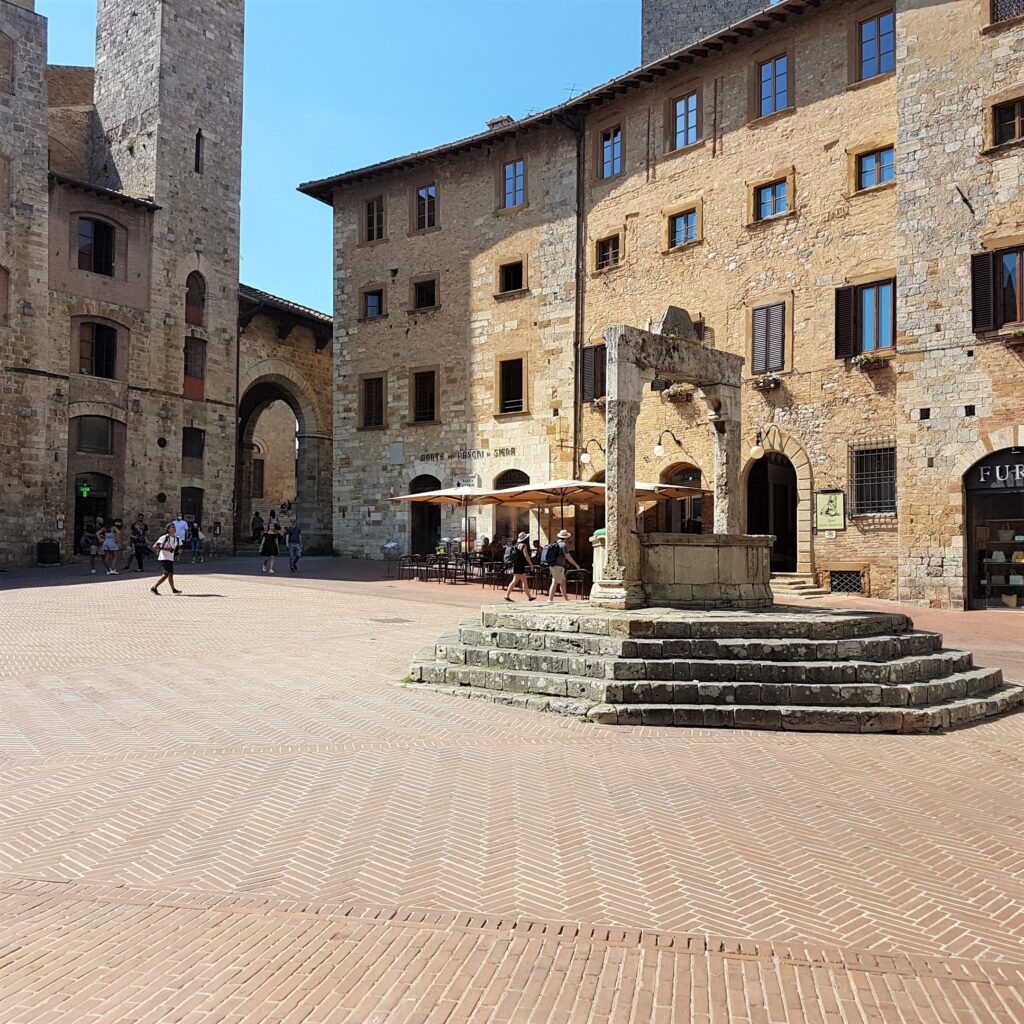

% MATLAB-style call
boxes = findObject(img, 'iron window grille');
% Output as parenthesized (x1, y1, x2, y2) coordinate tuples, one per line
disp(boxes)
(499, 358, 524, 414)
(829, 569, 864, 594)
(992, 0, 1024, 23)
(362, 377, 385, 427)
(849, 440, 897, 515)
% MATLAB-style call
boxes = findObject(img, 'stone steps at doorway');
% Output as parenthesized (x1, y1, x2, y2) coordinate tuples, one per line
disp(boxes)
(770, 573, 832, 599)
(408, 604, 1023, 733)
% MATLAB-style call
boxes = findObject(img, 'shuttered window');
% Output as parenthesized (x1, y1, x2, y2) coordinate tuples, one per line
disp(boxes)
(971, 248, 1023, 333)
(835, 280, 896, 356)
(362, 376, 385, 427)
(751, 303, 785, 374)
(580, 344, 607, 403)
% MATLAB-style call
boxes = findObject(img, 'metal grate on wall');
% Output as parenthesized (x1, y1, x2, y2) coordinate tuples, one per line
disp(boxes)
(848, 438, 897, 515)
(829, 570, 864, 594)
(992, 0, 1024, 24)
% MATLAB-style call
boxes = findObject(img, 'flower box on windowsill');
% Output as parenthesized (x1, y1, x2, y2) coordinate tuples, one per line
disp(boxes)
(852, 352, 891, 371)
(663, 385, 694, 403)
(591, 396, 607, 409)
(751, 374, 782, 393)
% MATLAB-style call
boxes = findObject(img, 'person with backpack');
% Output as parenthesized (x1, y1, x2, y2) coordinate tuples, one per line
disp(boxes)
(543, 529, 581, 603)
(504, 531, 536, 603)
(150, 523, 182, 594)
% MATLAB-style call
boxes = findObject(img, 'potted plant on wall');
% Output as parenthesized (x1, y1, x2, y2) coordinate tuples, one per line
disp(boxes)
(852, 352, 888, 372)
(662, 383, 694, 403)
(592, 395, 607, 409)
(751, 372, 782, 393)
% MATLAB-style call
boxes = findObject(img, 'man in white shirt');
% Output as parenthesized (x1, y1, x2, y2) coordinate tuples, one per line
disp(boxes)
(172, 515, 189, 561)
(151, 523, 182, 594)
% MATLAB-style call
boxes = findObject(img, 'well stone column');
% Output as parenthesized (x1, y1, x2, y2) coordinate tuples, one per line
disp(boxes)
(702, 383, 743, 534)
(296, 431, 333, 554)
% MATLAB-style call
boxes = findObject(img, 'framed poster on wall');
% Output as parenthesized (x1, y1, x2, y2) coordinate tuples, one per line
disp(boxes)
(815, 490, 846, 531)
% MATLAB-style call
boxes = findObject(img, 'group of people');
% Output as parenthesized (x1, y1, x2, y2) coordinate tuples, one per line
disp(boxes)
(81, 515, 214, 576)
(252, 510, 303, 574)
(483, 529, 581, 604)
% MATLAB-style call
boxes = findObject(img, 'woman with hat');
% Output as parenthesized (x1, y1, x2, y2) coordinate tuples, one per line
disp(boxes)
(504, 531, 536, 603)
(547, 529, 581, 603)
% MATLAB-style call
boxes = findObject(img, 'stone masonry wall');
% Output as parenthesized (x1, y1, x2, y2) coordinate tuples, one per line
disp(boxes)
(642, 0, 768, 64)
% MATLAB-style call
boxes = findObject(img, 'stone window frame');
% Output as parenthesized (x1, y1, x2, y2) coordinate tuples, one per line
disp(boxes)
(71, 315, 128, 381)
(835, 270, 899, 358)
(70, 211, 127, 282)
(0, 30, 13, 96)
(662, 196, 704, 255)
(409, 181, 440, 235)
(745, 167, 797, 227)
(982, 86, 1024, 154)
(591, 116, 625, 183)
(408, 364, 441, 425)
(495, 254, 529, 297)
(747, 39, 796, 127)
(744, 291, 794, 379)
(409, 273, 440, 313)
(592, 231, 624, 274)
(360, 195, 387, 245)
(358, 283, 388, 322)
(496, 157, 528, 213)
(848, 5, 896, 88)
(495, 352, 529, 418)
(846, 138, 896, 197)
(358, 371, 388, 430)
(663, 84, 704, 156)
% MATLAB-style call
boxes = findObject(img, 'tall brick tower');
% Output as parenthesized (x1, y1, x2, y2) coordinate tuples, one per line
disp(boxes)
(641, 0, 768, 63)
(90, 0, 244, 534)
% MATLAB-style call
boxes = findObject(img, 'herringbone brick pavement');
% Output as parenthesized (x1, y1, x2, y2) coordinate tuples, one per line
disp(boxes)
(1, 559, 1023, 1021)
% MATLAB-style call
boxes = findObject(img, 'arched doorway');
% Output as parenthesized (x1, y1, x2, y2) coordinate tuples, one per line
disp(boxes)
(236, 376, 330, 554)
(493, 469, 530, 544)
(642, 464, 706, 534)
(409, 474, 441, 554)
(74, 472, 112, 544)
(964, 448, 1024, 610)
(747, 452, 798, 572)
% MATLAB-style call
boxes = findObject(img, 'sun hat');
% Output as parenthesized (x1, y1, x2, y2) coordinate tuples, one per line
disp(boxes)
(557, 529, 571, 539)
(517, 531, 530, 541)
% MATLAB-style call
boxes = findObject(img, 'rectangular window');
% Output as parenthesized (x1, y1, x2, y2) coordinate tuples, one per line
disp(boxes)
(413, 370, 436, 423)
(182, 427, 205, 459)
(0, 265, 8, 325)
(858, 280, 896, 351)
(758, 55, 789, 117)
(365, 197, 384, 241)
(580, 344, 607, 403)
(858, 11, 895, 81)
(362, 376, 385, 428)
(77, 218, 115, 277)
(1001, 248, 1022, 325)
(362, 289, 384, 319)
(79, 322, 117, 379)
(669, 210, 697, 249)
(194, 130, 205, 174)
(992, 0, 1024, 24)
(415, 183, 437, 230)
(755, 179, 788, 220)
(184, 336, 206, 379)
(850, 444, 897, 515)
(596, 235, 621, 270)
(499, 358, 524, 414)
(600, 126, 622, 178)
(751, 302, 786, 374)
(251, 458, 265, 499)
(994, 99, 1024, 146)
(78, 416, 113, 454)
(857, 146, 895, 189)
(502, 159, 525, 208)
(672, 91, 699, 149)
(413, 279, 437, 310)
(499, 260, 524, 293)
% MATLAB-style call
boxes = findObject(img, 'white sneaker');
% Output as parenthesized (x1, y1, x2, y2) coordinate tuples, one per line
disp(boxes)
(110, 570, 119, 575)
(261, 566, 267, 573)
(91, 569, 97, 574)
(269, 569, 275, 574)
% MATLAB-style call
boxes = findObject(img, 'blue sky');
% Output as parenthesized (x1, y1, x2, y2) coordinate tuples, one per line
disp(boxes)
(38, 0, 639, 314)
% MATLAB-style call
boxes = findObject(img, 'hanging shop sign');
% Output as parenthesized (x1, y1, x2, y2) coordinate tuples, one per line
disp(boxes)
(815, 490, 846, 531)
(965, 450, 1024, 492)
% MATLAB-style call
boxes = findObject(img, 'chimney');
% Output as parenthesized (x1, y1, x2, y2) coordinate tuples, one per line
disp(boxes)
(486, 115, 515, 131)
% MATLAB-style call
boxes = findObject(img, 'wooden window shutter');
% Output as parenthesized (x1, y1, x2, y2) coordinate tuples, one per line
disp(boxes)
(767, 303, 785, 371)
(580, 345, 596, 403)
(971, 252, 998, 333)
(752, 306, 769, 374)
(834, 286, 857, 358)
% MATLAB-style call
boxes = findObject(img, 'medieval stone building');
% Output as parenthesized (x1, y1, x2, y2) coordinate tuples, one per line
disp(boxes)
(0, 0, 332, 567)
(303, 0, 1024, 611)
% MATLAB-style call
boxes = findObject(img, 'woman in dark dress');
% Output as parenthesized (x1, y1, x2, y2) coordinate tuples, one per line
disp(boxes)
(260, 523, 280, 574)
(504, 531, 536, 602)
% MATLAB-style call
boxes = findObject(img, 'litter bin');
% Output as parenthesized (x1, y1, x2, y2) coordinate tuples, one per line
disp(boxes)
(37, 538, 60, 565)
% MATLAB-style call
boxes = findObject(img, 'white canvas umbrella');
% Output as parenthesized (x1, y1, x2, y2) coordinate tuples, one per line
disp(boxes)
(390, 486, 502, 551)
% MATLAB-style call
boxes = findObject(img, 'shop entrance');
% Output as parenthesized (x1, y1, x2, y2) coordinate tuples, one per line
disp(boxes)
(642, 465, 706, 534)
(747, 452, 798, 573)
(409, 474, 441, 554)
(74, 473, 112, 547)
(964, 448, 1024, 610)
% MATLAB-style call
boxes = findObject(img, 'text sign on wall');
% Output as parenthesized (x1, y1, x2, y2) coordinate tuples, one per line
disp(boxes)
(419, 447, 517, 463)
(965, 451, 1024, 492)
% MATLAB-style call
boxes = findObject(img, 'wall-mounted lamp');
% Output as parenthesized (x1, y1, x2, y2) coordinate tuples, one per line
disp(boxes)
(578, 438, 605, 466)
(652, 428, 682, 458)
(650, 376, 669, 393)
(750, 424, 783, 460)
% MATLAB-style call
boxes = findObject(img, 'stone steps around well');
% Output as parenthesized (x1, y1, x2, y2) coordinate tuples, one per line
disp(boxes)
(403, 681, 1024, 734)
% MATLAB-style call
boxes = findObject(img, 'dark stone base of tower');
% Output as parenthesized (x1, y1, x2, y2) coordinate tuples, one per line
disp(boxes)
(409, 605, 1024, 733)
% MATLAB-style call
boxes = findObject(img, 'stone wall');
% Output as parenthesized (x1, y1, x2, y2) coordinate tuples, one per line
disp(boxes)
(641, 0, 768, 64)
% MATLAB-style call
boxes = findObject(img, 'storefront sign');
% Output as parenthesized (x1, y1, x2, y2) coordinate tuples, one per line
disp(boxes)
(815, 490, 846, 531)
(966, 450, 1024, 491)
(419, 447, 517, 463)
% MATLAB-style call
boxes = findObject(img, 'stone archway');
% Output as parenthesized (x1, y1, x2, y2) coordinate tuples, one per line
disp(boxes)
(236, 368, 331, 555)
(742, 429, 814, 575)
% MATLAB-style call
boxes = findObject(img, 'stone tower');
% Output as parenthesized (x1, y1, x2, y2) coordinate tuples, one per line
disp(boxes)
(641, 0, 769, 64)
(91, 0, 244, 531)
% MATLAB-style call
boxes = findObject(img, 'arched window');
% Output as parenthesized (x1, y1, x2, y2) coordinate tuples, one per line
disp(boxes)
(494, 469, 530, 489)
(185, 271, 206, 327)
(0, 31, 13, 96)
(0, 265, 9, 326)
(493, 470, 530, 541)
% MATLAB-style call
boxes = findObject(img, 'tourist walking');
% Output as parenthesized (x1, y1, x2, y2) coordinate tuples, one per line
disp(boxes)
(190, 522, 205, 563)
(150, 523, 182, 594)
(250, 511, 263, 543)
(285, 520, 302, 573)
(98, 519, 120, 575)
(128, 514, 148, 572)
(173, 515, 189, 561)
(81, 523, 100, 574)
(544, 529, 581, 603)
(504, 531, 536, 603)
(260, 522, 281, 574)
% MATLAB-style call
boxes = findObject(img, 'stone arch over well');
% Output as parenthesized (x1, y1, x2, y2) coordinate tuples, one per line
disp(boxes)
(741, 429, 814, 575)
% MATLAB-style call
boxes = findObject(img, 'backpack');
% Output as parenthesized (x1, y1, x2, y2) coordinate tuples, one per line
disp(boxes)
(540, 542, 562, 567)
(503, 544, 515, 567)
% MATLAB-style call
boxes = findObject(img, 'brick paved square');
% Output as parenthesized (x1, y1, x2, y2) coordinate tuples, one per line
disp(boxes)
(1, 559, 1023, 1021)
